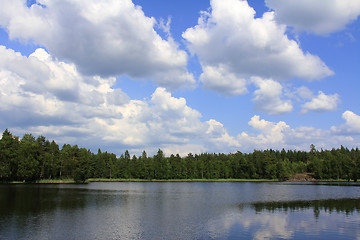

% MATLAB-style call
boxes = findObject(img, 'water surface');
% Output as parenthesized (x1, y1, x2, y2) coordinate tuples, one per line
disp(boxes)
(0, 182, 359, 239)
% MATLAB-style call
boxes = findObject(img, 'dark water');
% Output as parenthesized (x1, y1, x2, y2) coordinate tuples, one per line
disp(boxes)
(1, 182, 360, 240)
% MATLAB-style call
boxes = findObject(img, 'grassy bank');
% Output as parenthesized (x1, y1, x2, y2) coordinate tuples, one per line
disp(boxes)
(1, 179, 77, 184)
(1, 178, 277, 184)
(2, 178, 357, 184)
(87, 178, 279, 182)
(36, 179, 76, 184)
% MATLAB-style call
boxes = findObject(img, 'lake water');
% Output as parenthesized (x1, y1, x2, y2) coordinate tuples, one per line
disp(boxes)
(1, 182, 360, 240)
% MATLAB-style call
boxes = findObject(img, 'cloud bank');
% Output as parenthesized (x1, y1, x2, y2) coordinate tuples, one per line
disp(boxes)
(0, 0, 358, 156)
(266, 0, 360, 35)
(252, 77, 293, 115)
(301, 91, 339, 113)
(0, 0, 195, 89)
(331, 111, 360, 135)
(183, 0, 333, 96)
(0, 45, 357, 155)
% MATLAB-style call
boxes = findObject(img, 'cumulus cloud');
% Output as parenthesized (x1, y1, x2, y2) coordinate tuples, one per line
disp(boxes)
(301, 91, 339, 113)
(294, 86, 313, 100)
(331, 111, 360, 135)
(0, 46, 128, 147)
(252, 77, 293, 115)
(200, 65, 248, 96)
(284, 86, 314, 102)
(206, 119, 241, 148)
(183, 0, 333, 96)
(237, 115, 356, 152)
(0, 46, 128, 123)
(243, 115, 290, 147)
(266, 0, 360, 35)
(0, 46, 226, 154)
(0, 46, 358, 155)
(0, 0, 195, 89)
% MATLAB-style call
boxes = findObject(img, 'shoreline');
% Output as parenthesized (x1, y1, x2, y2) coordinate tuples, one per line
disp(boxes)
(88, 178, 278, 183)
(2, 178, 357, 184)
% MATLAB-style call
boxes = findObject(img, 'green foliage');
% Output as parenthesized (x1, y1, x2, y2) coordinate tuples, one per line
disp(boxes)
(0, 129, 19, 180)
(17, 134, 40, 181)
(1, 131, 360, 183)
(73, 147, 93, 183)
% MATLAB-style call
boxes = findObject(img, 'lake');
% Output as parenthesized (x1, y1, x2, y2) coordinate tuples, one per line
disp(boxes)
(1, 182, 360, 239)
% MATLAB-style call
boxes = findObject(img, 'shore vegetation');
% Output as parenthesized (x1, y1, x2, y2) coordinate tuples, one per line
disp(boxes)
(1, 130, 359, 183)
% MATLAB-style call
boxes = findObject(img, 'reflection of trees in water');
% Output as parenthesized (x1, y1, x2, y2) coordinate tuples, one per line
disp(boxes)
(0, 185, 130, 218)
(247, 198, 360, 218)
(0, 186, 90, 217)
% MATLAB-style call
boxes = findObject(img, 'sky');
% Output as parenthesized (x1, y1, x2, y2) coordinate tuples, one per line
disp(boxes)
(0, 0, 360, 156)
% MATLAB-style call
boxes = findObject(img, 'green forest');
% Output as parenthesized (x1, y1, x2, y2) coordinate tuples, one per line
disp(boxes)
(0, 129, 360, 183)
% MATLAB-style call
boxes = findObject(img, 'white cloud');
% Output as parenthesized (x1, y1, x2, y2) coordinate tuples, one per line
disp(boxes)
(0, 46, 126, 143)
(206, 119, 241, 149)
(91, 89, 241, 155)
(200, 65, 248, 96)
(237, 115, 356, 152)
(0, 46, 358, 156)
(0, 46, 222, 155)
(0, 0, 194, 89)
(162, 144, 208, 158)
(183, 0, 333, 95)
(266, 0, 360, 35)
(294, 86, 313, 100)
(0, 46, 128, 120)
(301, 91, 339, 113)
(207, 212, 293, 240)
(252, 77, 293, 115)
(284, 86, 314, 102)
(331, 111, 360, 135)
(242, 115, 290, 148)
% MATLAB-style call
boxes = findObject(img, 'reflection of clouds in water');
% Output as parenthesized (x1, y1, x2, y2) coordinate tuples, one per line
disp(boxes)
(206, 206, 360, 240)
(252, 214, 293, 240)
(299, 213, 360, 239)
(3, 183, 360, 239)
(206, 209, 294, 240)
(250, 198, 360, 239)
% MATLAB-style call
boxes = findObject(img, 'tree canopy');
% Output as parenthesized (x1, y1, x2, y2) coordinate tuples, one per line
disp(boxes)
(1, 129, 359, 182)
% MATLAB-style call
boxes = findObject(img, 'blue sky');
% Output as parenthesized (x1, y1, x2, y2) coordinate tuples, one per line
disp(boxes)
(1, 0, 360, 156)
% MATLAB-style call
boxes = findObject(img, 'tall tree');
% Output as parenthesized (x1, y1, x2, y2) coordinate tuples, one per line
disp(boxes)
(17, 134, 39, 181)
(73, 147, 92, 183)
(0, 129, 19, 180)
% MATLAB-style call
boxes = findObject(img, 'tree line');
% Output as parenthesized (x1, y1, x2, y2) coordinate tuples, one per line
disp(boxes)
(1, 129, 360, 182)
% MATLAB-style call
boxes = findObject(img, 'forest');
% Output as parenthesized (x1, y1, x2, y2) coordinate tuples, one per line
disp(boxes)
(0, 129, 360, 183)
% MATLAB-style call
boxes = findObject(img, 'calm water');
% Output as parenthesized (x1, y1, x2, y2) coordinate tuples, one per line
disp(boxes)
(1, 182, 360, 240)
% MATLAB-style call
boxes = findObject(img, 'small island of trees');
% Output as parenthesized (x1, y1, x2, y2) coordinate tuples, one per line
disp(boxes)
(0, 129, 359, 183)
